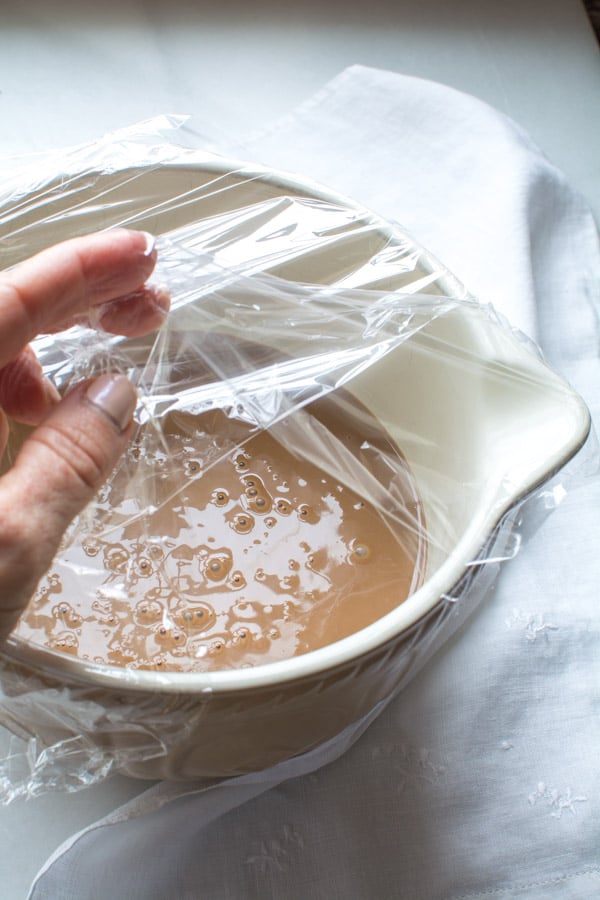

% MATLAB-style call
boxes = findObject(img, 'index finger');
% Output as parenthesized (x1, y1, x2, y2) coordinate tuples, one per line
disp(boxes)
(0, 229, 157, 370)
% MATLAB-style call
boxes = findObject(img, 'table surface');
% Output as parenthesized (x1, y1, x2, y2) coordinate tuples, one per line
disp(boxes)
(0, 2, 598, 897)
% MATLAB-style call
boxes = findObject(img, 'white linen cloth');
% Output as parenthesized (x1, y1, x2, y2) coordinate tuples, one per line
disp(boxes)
(28, 66, 600, 900)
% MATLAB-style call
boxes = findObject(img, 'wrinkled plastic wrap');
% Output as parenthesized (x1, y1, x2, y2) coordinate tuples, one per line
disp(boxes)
(0, 119, 592, 802)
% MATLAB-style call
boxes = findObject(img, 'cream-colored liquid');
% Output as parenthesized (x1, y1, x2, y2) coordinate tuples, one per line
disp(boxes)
(15, 399, 425, 672)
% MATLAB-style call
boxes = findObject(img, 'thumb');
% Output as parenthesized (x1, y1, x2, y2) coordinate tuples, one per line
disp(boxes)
(0, 374, 137, 639)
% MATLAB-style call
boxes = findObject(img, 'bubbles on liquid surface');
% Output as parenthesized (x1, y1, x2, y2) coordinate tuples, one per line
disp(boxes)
(231, 627, 249, 646)
(243, 478, 262, 497)
(247, 494, 271, 514)
(204, 554, 232, 582)
(232, 513, 255, 535)
(82, 539, 101, 557)
(135, 557, 153, 578)
(134, 599, 163, 625)
(234, 452, 250, 472)
(185, 459, 201, 476)
(51, 602, 82, 630)
(155, 623, 187, 651)
(212, 489, 229, 507)
(48, 631, 79, 654)
(104, 544, 129, 574)
(228, 571, 247, 590)
(18, 402, 423, 674)
(148, 544, 164, 561)
(178, 603, 215, 632)
(297, 503, 319, 524)
(348, 540, 372, 564)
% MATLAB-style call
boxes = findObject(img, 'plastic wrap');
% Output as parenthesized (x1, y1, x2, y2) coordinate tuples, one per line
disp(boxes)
(0, 119, 592, 802)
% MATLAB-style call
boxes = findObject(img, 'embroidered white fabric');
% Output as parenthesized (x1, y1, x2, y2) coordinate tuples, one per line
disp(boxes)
(25, 67, 600, 898)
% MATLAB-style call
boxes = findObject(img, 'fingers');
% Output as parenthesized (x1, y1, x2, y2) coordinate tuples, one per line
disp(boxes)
(0, 410, 7, 459)
(0, 346, 60, 426)
(90, 283, 170, 338)
(0, 229, 163, 370)
(0, 373, 137, 640)
(0, 228, 170, 427)
(0, 230, 170, 638)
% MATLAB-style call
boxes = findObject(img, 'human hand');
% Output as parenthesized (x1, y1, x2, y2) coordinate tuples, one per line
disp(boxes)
(0, 229, 169, 641)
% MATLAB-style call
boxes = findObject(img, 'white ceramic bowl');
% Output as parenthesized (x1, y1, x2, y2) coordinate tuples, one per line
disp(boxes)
(0, 159, 590, 779)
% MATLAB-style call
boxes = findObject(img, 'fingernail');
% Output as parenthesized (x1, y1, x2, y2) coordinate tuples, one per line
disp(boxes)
(140, 231, 157, 259)
(85, 374, 137, 432)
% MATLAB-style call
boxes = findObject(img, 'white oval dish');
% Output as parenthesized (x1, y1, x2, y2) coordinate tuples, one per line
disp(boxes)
(0, 158, 590, 778)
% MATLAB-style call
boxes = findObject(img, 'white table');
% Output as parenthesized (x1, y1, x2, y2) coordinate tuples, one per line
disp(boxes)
(0, 2, 598, 897)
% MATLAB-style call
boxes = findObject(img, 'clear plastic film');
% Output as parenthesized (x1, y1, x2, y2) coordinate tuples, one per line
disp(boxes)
(0, 118, 593, 802)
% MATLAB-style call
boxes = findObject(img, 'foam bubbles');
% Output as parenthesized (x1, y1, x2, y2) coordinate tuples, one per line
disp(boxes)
(20, 401, 423, 674)
(232, 513, 255, 535)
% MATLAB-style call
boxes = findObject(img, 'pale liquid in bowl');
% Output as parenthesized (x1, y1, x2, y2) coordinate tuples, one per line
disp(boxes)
(15, 400, 425, 672)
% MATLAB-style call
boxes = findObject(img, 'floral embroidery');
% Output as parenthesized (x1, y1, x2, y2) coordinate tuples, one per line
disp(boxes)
(372, 741, 446, 792)
(528, 782, 588, 818)
(245, 824, 305, 873)
(505, 609, 559, 642)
